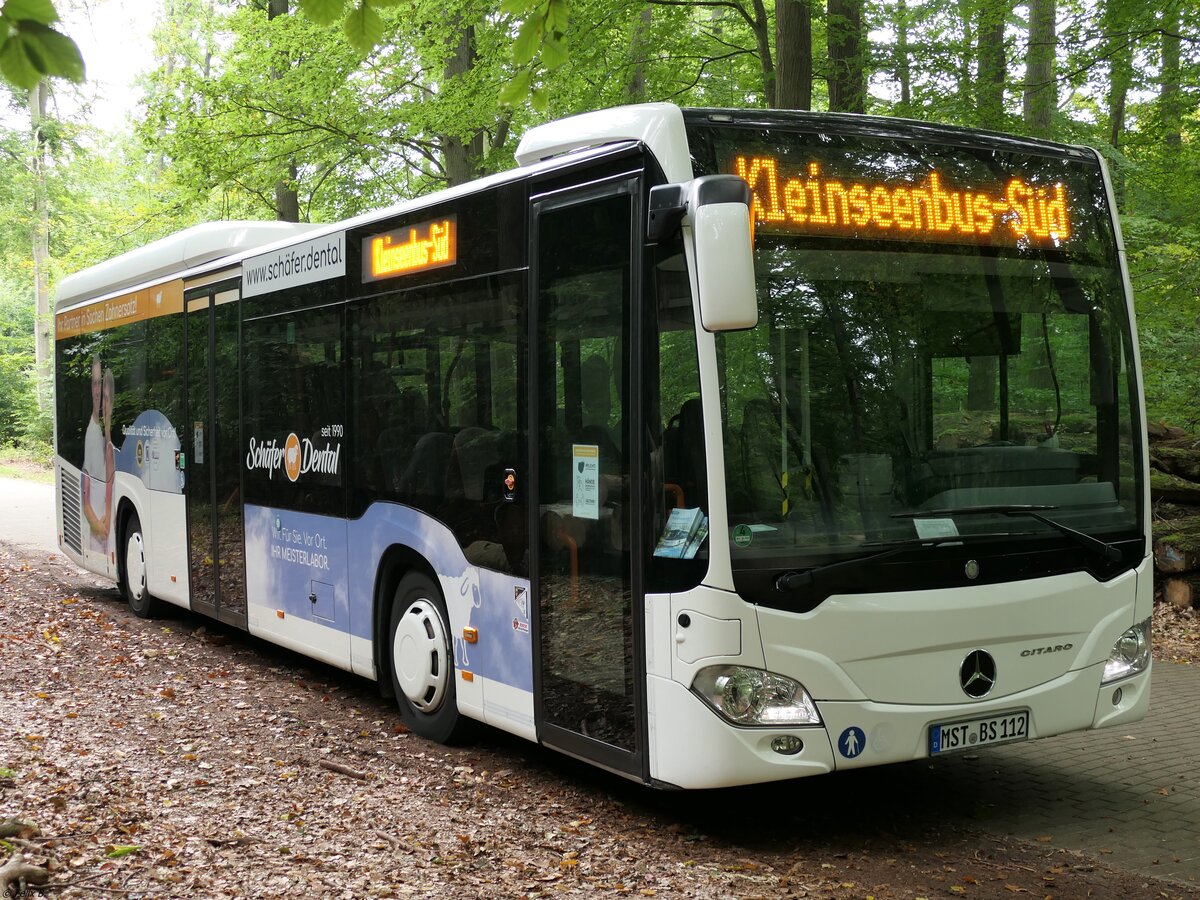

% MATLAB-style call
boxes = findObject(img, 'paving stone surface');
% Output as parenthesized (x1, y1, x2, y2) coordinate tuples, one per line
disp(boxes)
(927, 661, 1200, 887)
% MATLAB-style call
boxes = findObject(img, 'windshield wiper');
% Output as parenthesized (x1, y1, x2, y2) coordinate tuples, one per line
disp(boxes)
(775, 536, 971, 592)
(892, 503, 1056, 518)
(893, 504, 1123, 564)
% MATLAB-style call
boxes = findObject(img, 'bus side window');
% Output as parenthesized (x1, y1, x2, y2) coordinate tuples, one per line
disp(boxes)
(646, 235, 708, 592)
(350, 276, 524, 574)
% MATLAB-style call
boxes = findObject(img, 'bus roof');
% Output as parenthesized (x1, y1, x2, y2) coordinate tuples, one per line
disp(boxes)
(54, 220, 319, 311)
(679, 108, 1098, 161)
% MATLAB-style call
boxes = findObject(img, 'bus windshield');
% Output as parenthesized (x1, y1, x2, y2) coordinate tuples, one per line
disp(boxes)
(690, 123, 1143, 567)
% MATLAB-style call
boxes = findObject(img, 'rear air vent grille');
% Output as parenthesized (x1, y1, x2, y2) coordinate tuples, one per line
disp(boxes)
(59, 469, 82, 555)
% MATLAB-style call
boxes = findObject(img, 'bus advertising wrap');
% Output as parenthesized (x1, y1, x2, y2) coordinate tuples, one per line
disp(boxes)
(243, 503, 534, 694)
(242, 233, 346, 299)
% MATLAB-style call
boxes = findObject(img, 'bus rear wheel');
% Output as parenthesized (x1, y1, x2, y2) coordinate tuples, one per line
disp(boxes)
(389, 572, 472, 744)
(121, 513, 159, 619)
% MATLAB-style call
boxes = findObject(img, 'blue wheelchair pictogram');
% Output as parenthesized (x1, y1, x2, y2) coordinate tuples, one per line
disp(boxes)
(838, 726, 866, 759)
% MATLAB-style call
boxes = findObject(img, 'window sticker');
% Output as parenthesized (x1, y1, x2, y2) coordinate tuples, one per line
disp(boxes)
(572, 444, 599, 520)
(914, 517, 959, 540)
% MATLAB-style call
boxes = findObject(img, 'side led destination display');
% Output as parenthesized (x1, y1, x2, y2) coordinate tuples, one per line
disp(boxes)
(363, 216, 457, 281)
(730, 155, 1071, 246)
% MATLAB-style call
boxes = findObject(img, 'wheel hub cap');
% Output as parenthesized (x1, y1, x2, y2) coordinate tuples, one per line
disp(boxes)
(126, 533, 146, 601)
(393, 599, 449, 713)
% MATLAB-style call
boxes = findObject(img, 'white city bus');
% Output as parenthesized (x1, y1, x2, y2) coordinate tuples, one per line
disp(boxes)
(53, 103, 1151, 788)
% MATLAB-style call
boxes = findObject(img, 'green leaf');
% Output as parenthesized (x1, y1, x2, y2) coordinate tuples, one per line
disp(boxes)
(544, 0, 568, 34)
(105, 845, 140, 859)
(530, 85, 548, 114)
(512, 14, 543, 66)
(20, 22, 82, 81)
(498, 68, 532, 107)
(0, 32, 43, 87)
(297, 0, 343, 27)
(500, 0, 531, 14)
(343, 2, 382, 56)
(2, 0, 58, 25)
(540, 32, 567, 69)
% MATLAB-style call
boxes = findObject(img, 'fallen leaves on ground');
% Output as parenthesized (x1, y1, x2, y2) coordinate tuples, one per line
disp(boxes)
(0, 542, 1191, 899)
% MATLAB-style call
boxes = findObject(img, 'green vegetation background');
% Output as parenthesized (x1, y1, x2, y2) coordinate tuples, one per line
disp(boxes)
(0, 0, 1196, 457)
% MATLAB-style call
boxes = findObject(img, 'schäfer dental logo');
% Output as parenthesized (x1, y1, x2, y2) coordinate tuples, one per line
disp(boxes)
(283, 433, 302, 483)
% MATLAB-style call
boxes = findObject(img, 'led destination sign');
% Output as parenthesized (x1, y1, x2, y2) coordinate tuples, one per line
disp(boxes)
(731, 155, 1071, 246)
(363, 216, 457, 281)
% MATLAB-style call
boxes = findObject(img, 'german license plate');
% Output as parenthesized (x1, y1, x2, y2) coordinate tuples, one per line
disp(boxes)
(929, 710, 1029, 755)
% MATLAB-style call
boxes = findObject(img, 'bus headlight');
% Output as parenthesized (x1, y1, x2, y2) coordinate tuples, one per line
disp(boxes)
(1102, 617, 1151, 684)
(691, 665, 822, 727)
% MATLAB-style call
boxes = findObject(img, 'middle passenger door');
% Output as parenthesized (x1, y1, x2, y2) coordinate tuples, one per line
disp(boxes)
(530, 162, 648, 781)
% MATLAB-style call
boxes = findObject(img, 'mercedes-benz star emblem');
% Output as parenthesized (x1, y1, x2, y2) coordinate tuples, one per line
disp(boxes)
(959, 649, 996, 699)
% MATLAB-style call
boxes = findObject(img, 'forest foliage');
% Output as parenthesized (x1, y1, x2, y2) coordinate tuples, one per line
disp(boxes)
(0, 0, 1197, 449)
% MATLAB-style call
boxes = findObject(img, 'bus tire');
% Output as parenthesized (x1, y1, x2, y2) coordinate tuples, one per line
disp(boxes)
(389, 572, 472, 744)
(121, 512, 159, 618)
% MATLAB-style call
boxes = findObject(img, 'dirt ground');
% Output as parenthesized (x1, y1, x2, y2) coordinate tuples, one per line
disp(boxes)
(0, 542, 1195, 900)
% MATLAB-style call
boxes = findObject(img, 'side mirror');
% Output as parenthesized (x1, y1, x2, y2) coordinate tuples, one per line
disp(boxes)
(647, 174, 758, 332)
(691, 176, 758, 331)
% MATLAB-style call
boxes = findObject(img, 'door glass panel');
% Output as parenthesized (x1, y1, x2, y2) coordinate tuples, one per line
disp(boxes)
(536, 192, 636, 751)
(186, 299, 214, 609)
(213, 296, 246, 619)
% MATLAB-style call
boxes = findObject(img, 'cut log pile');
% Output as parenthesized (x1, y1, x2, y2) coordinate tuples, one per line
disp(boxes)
(1150, 422, 1200, 608)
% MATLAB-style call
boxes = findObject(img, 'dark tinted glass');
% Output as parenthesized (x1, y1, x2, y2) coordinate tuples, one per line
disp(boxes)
(688, 123, 1142, 580)
(645, 231, 708, 592)
(242, 304, 345, 516)
(535, 190, 637, 751)
(56, 318, 166, 472)
(348, 273, 525, 574)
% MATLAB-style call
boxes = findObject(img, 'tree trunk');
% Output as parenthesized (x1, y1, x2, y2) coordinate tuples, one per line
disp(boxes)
(626, 7, 652, 101)
(442, 21, 482, 188)
(1022, 0, 1056, 137)
(750, 0, 775, 108)
(275, 161, 300, 223)
(967, 358, 996, 411)
(1160, 0, 1182, 150)
(827, 0, 864, 113)
(976, 0, 1008, 130)
(268, 0, 300, 221)
(894, 0, 911, 114)
(956, 0, 974, 112)
(1165, 576, 1200, 610)
(30, 80, 51, 412)
(1104, 1, 1132, 151)
(776, 0, 812, 110)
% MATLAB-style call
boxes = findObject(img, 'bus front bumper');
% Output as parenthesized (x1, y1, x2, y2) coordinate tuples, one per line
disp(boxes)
(647, 662, 1150, 789)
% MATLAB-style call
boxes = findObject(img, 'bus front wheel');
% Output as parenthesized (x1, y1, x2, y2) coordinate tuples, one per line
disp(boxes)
(389, 572, 471, 744)
(121, 513, 159, 618)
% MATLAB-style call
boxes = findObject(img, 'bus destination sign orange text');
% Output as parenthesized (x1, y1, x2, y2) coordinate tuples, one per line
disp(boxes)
(363, 216, 457, 281)
(731, 155, 1070, 246)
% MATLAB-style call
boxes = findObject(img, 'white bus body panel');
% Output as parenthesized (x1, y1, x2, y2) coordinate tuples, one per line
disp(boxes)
(146, 491, 189, 608)
(758, 563, 1145, 704)
(56, 458, 190, 609)
(516, 102, 692, 184)
(647, 560, 1150, 788)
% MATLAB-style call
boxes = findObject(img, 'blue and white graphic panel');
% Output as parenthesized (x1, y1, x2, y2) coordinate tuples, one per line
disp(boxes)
(347, 504, 533, 694)
(244, 503, 351, 668)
